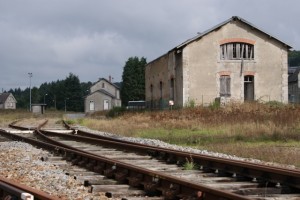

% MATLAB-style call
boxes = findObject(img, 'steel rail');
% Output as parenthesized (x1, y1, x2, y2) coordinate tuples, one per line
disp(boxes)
(0, 176, 58, 200)
(1, 125, 251, 200)
(61, 121, 300, 190)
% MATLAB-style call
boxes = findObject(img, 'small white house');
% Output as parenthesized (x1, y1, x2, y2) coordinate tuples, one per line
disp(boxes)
(0, 93, 17, 109)
(84, 78, 121, 113)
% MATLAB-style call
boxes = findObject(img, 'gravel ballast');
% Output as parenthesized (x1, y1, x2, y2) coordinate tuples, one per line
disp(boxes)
(0, 141, 110, 200)
(0, 125, 296, 199)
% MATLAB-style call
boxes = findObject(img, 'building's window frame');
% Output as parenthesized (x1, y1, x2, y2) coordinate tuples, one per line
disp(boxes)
(220, 42, 254, 60)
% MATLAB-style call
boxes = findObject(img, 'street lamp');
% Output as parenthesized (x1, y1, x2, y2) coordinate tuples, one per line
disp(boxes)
(28, 73, 32, 111)
(44, 93, 48, 104)
(64, 98, 69, 112)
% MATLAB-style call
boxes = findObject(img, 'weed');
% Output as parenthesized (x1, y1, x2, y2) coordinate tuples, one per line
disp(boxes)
(183, 156, 197, 170)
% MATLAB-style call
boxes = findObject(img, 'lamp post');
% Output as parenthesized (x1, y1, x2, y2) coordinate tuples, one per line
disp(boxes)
(64, 98, 69, 112)
(28, 73, 32, 111)
(44, 93, 48, 104)
(53, 95, 57, 110)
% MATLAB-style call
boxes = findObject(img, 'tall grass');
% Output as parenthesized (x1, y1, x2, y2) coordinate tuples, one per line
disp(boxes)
(80, 102, 300, 167)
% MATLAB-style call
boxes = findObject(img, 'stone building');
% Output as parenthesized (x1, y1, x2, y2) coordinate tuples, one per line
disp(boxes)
(145, 16, 292, 108)
(0, 93, 17, 109)
(84, 78, 121, 113)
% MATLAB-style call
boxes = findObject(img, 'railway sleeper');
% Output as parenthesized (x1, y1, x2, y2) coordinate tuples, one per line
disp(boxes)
(142, 181, 161, 196)
(157, 183, 180, 200)
(103, 168, 116, 178)
(105, 188, 146, 198)
(232, 186, 286, 196)
(127, 174, 144, 187)
(93, 163, 105, 173)
(114, 169, 129, 183)
(86, 160, 97, 170)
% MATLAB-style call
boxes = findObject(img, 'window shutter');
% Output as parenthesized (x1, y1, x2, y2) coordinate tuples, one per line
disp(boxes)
(220, 76, 231, 97)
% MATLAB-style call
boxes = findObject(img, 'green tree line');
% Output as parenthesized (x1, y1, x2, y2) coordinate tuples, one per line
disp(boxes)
(9, 73, 92, 112)
(289, 50, 300, 66)
(6, 56, 147, 112)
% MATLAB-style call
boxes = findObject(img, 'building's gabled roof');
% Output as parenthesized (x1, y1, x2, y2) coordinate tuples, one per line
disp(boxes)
(176, 16, 292, 50)
(0, 93, 11, 104)
(87, 89, 116, 99)
(147, 16, 292, 66)
(91, 78, 120, 89)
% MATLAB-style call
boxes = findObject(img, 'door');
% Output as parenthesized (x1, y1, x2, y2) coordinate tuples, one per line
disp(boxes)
(103, 100, 109, 110)
(244, 76, 254, 101)
(89, 101, 95, 111)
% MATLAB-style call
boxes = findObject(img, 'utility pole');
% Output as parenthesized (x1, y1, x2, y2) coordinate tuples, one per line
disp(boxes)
(28, 73, 32, 111)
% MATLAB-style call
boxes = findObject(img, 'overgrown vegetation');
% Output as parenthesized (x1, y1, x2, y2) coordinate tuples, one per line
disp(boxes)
(78, 102, 300, 167)
(1, 102, 300, 168)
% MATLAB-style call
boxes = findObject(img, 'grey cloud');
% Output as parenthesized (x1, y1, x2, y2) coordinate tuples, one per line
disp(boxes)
(0, 0, 299, 91)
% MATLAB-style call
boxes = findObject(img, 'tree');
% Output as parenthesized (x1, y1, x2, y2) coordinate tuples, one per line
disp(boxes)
(289, 50, 300, 66)
(121, 57, 147, 106)
(64, 73, 83, 112)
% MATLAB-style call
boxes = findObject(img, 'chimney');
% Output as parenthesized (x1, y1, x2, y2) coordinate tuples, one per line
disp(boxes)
(109, 75, 111, 82)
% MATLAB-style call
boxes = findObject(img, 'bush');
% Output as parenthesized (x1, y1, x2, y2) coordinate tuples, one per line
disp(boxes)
(106, 107, 126, 118)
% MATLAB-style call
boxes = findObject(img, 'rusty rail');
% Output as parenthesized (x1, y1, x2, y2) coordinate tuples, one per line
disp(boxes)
(1, 123, 252, 200)
(62, 121, 300, 190)
(0, 176, 58, 200)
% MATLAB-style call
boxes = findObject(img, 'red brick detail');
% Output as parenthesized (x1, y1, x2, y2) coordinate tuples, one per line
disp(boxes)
(218, 71, 231, 76)
(219, 38, 256, 45)
(244, 71, 256, 76)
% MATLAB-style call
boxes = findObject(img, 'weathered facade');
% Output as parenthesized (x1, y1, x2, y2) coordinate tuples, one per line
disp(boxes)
(84, 78, 121, 113)
(0, 93, 17, 109)
(145, 16, 291, 108)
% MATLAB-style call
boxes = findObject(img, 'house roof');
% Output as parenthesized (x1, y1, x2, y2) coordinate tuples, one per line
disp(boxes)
(0, 93, 11, 104)
(91, 78, 120, 89)
(176, 16, 292, 50)
(87, 89, 116, 99)
(148, 16, 292, 65)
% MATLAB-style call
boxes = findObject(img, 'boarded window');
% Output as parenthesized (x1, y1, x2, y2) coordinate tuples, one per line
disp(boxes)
(220, 76, 231, 97)
(220, 43, 254, 60)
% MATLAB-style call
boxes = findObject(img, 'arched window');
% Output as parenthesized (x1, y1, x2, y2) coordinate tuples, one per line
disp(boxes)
(220, 42, 254, 60)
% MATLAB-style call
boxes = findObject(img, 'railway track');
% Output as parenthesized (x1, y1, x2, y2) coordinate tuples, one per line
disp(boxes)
(0, 176, 59, 200)
(1, 119, 300, 199)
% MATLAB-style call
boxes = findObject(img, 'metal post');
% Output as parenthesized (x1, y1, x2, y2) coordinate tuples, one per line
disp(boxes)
(54, 95, 56, 110)
(64, 98, 68, 112)
(44, 94, 48, 104)
(28, 73, 32, 111)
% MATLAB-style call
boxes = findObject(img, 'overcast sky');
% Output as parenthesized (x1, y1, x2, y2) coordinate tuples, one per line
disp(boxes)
(0, 0, 299, 91)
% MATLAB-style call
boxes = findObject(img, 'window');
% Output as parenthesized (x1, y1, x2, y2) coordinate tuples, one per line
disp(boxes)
(220, 75, 231, 97)
(102, 82, 105, 88)
(220, 43, 254, 60)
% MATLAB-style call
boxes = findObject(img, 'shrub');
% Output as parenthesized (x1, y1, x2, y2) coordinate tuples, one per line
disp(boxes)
(106, 107, 126, 118)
